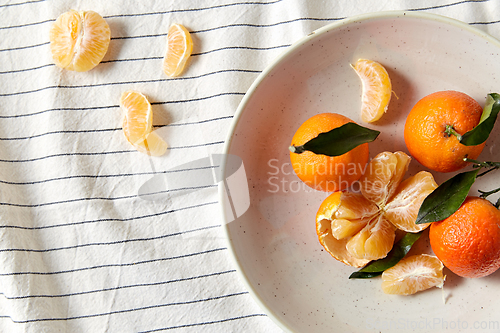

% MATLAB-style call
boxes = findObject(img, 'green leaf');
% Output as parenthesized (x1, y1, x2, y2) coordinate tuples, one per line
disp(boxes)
(289, 122, 380, 156)
(460, 93, 500, 146)
(416, 169, 479, 224)
(349, 231, 423, 279)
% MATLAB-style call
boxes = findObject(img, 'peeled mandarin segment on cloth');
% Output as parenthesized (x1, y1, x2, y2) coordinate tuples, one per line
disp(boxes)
(163, 23, 193, 77)
(49, 10, 111, 72)
(120, 90, 167, 156)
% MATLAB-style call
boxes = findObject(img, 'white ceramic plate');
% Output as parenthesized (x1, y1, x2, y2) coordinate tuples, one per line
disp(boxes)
(220, 11, 500, 333)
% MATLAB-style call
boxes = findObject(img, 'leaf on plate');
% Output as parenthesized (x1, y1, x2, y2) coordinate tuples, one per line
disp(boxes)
(416, 169, 479, 224)
(349, 231, 423, 279)
(289, 122, 380, 156)
(460, 93, 500, 146)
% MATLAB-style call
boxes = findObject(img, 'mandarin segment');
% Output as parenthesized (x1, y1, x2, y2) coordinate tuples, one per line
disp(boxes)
(163, 23, 193, 77)
(316, 216, 370, 268)
(384, 171, 438, 232)
(381, 254, 445, 295)
(49, 10, 110, 72)
(120, 90, 153, 146)
(346, 214, 396, 261)
(352, 59, 392, 123)
(360, 151, 410, 207)
(120, 90, 167, 156)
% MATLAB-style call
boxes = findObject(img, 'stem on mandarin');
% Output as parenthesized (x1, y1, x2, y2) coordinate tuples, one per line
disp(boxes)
(445, 124, 463, 141)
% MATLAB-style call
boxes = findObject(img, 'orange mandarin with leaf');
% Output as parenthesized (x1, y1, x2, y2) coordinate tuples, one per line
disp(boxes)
(289, 113, 369, 192)
(404, 91, 485, 173)
(429, 196, 500, 278)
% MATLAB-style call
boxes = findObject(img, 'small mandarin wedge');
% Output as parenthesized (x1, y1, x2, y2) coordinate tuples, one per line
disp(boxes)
(120, 90, 168, 156)
(381, 254, 445, 295)
(163, 23, 193, 77)
(352, 59, 392, 123)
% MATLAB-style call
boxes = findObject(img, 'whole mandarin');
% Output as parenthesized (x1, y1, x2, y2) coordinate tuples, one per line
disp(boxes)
(404, 91, 485, 173)
(429, 196, 500, 278)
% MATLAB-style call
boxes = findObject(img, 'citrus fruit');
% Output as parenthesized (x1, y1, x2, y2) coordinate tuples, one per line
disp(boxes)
(163, 23, 193, 77)
(381, 254, 445, 295)
(352, 59, 392, 123)
(289, 113, 369, 192)
(120, 90, 168, 156)
(49, 10, 111, 72)
(316, 151, 438, 266)
(404, 90, 485, 173)
(429, 196, 500, 278)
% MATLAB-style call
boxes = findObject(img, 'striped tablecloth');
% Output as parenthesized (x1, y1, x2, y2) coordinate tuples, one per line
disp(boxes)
(0, 1, 499, 332)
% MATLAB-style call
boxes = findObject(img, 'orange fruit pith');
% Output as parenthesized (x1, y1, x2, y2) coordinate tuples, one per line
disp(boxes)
(49, 10, 111, 72)
(404, 90, 485, 173)
(429, 196, 500, 278)
(290, 113, 369, 192)
(381, 254, 445, 295)
(316, 151, 438, 266)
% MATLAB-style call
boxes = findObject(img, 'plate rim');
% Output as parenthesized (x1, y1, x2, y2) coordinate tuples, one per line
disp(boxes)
(218, 10, 500, 333)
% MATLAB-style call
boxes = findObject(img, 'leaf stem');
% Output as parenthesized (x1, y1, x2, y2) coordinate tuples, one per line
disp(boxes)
(445, 124, 462, 141)
(464, 157, 500, 168)
(478, 187, 500, 199)
(289, 145, 305, 154)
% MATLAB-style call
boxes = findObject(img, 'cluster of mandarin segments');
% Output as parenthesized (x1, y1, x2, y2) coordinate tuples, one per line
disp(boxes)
(120, 90, 168, 156)
(49, 10, 111, 72)
(50, 10, 194, 155)
(316, 151, 438, 266)
(289, 113, 369, 192)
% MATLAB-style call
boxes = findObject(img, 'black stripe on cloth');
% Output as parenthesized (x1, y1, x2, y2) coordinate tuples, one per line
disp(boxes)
(0, 270, 236, 299)
(0, 182, 217, 208)
(0, 201, 218, 230)
(0, 247, 227, 276)
(0, 69, 259, 97)
(0, 92, 243, 119)
(0, 162, 221, 185)
(0, 163, 221, 185)
(0, 0, 46, 9)
(0, 115, 233, 141)
(0, 141, 224, 164)
(104, 0, 284, 18)
(0, 224, 220, 253)
(0, 0, 283, 30)
(0, 292, 249, 323)
(406, 0, 490, 11)
(138, 314, 268, 333)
